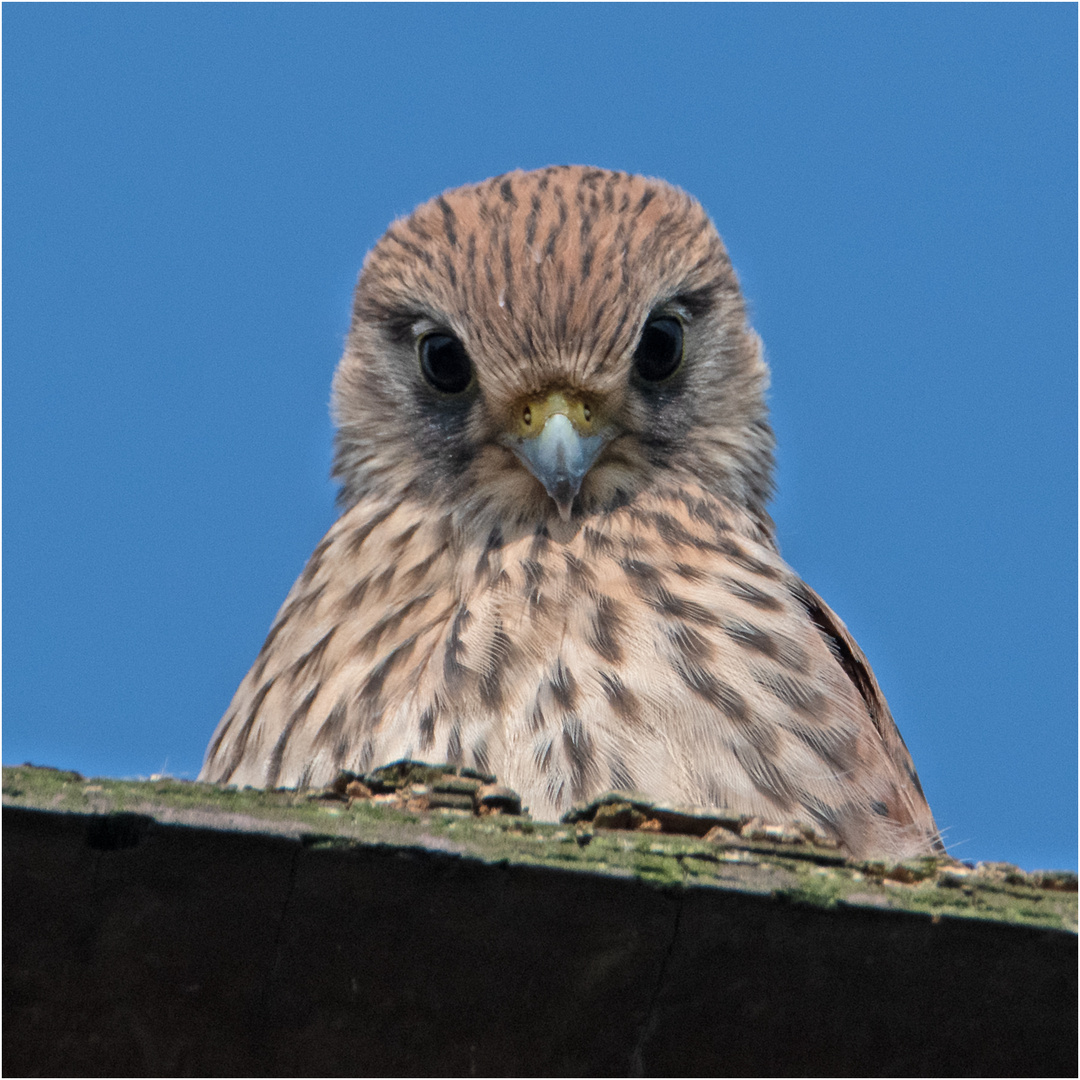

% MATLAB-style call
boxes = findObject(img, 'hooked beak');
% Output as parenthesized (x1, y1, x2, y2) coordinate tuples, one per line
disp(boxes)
(502, 391, 610, 521)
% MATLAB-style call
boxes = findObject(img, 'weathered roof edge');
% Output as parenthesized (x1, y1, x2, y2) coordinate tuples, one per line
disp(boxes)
(3, 762, 1076, 934)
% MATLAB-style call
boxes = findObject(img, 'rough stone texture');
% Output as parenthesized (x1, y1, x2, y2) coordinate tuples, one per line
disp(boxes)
(4, 765, 1076, 1077)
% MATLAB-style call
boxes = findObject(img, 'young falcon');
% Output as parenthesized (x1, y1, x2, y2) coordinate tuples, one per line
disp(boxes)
(201, 165, 941, 860)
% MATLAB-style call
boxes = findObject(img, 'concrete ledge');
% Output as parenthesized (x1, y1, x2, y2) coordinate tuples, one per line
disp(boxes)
(4, 765, 1076, 1076)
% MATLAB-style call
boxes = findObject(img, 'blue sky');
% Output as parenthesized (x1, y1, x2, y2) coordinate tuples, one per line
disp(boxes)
(4, 4, 1075, 870)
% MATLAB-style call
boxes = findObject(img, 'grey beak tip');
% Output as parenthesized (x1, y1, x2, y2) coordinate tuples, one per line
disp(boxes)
(508, 412, 608, 523)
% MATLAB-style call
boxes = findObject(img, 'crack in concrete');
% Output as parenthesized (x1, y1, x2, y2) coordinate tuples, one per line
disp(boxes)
(258, 840, 302, 1020)
(628, 883, 685, 1077)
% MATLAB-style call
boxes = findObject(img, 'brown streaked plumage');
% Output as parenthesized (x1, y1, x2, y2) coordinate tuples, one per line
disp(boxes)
(201, 165, 940, 860)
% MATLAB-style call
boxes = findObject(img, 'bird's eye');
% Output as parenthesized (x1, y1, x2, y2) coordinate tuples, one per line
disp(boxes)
(419, 333, 473, 394)
(633, 316, 683, 383)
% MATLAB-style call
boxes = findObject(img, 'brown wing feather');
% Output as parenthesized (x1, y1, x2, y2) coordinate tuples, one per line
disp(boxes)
(786, 577, 942, 851)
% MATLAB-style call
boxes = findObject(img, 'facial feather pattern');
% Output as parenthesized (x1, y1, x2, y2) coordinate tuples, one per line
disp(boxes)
(201, 165, 940, 860)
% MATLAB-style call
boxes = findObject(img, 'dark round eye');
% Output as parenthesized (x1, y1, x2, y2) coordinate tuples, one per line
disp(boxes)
(633, 316, 683, 382)
(419, 333, 473, 394)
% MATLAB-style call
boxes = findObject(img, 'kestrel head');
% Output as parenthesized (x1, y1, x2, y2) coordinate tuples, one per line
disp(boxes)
(332, 166, 774, 536)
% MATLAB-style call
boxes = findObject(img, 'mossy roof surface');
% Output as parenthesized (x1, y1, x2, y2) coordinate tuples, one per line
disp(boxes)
(3, 763, 1075, 934)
